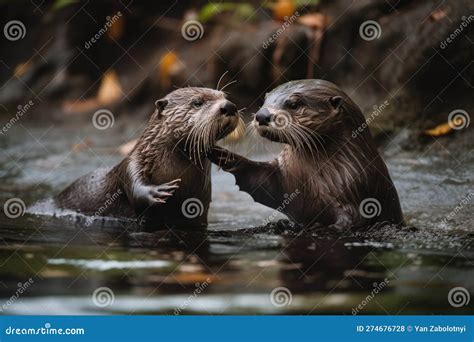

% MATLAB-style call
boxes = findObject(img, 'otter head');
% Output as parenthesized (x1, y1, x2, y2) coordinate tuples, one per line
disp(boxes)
(154, 87, 240, 155)
(254, 79, 365, 152)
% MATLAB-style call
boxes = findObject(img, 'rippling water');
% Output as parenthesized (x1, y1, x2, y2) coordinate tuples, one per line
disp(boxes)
(0, 118, 472, 314)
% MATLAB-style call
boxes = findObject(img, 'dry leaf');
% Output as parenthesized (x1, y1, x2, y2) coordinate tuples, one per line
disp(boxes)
(106, 14, 124, 40)
(172, 273, 216, 284)
(14, 61, 32, 78)
(273, 0, 296, 22)
(159, 51, 182, 89)
(424, 122, 453, 136)
(97, 70, 123, 105)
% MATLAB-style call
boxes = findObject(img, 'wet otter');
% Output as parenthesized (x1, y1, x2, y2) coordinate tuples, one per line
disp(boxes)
(209, 79, 403, 229)
(57, 87, 240, 227)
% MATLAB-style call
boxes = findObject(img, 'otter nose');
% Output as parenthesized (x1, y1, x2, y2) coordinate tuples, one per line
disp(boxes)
(255, 108, 273, 126)
(220, 101, 237, 116)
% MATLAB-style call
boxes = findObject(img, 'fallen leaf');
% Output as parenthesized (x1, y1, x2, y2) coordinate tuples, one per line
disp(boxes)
(172, 273, 216, 285)
(424, 122, 453, 136)
(97, 70, 123, 105)
(159, 51, 183, 89)
(273, 0, 296, 22)
(14, 61, 32, 78)
(106, 13, 125, 40)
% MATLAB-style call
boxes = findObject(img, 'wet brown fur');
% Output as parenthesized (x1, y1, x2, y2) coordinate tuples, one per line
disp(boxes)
(209, 80, 403, 228)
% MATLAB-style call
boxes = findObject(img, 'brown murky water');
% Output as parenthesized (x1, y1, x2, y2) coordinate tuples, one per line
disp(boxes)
(0, 118, 472, 314)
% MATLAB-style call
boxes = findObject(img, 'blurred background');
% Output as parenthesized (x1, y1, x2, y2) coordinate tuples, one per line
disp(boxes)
(0, 0, 472, 315)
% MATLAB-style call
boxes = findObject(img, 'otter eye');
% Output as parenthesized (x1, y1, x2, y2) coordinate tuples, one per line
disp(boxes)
(285, 100, 300, 110)
(192, 99, 204, 109)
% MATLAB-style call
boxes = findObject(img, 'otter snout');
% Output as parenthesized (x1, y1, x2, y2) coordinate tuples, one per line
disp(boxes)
(255, 108, 273, 126)
(220, 101, 237, 117)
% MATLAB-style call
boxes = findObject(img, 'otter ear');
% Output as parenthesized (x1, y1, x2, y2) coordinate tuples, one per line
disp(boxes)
(329, 96, 343, 110)
(154, 99, 168, 118)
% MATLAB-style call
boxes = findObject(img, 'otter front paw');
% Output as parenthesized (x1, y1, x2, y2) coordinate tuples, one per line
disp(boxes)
(207, 147, 243, 172)
(134, 179, 181, 213)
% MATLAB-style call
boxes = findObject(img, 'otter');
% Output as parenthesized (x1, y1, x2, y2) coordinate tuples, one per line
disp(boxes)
(209, 79, 403, 229)
(57, 87, 240, 227)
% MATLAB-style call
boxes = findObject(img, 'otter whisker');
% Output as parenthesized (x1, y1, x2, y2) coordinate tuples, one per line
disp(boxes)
(216, 71, 229, 91)
(220, 79, 237, 92)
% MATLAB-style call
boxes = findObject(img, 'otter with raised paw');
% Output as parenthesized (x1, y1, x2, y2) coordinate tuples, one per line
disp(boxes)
(57, 87, 241, 227)
(209, 79, 403, 229)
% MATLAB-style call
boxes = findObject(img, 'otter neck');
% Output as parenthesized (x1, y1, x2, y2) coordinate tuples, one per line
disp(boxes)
(133, 118, 211, 177)
(281, 133, 373, 168)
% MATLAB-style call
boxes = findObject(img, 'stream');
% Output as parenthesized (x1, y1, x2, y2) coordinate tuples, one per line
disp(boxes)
(0, 117, 472, 314)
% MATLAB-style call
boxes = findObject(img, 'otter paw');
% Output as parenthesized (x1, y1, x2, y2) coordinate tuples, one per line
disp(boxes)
(147, 179, 181, 204)
(208, 147, 241, 171)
